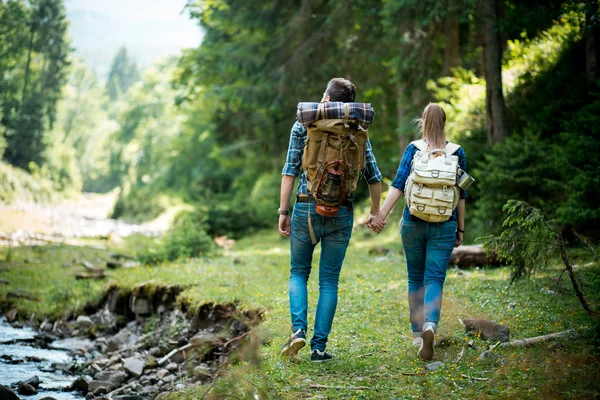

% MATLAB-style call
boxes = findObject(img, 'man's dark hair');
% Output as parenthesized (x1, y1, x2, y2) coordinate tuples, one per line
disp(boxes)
(325, 78, 356, 102)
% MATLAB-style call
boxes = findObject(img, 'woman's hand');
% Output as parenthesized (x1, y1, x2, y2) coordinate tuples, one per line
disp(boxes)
(365, 213, 386, 233)
(455, 231, 463, 247)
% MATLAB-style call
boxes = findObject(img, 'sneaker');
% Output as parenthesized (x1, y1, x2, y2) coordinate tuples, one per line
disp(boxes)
(280, 329, 306, 357)
(310, 349, 333, 362)
(412, 337, 423, 347)
(418, 326, 435, 360)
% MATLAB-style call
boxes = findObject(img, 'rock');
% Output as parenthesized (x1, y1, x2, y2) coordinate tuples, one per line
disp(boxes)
(149, 347, 162, 357)
(0, 385, 19, 400)
(547, 342, 566, 353)
(40, 397, 58, 400)
(165, 362, 178, 371)
(131, 298, 151, 315)
(140, 385, 159, 396)
(18, 382, 38, 395)
(105, 339, 120, 353)
(88, 380, 116, 395)
(6, 309, 18, 322)
(67, 376, 89, 393)
(154, 392, 170, 400)
(123, 356, 145, 378)
(23, 375, 40, 388)
(113, 396, 144, 400)
(145, 356, 158, 369)
(95, 371, 128, 386)
(109, 363, 123, 371)
(174, 383, 185, 391)
(157, 369, 170, 380)
(77, 315, 94, 329)
(478, 351, 500, 361)
(368, 247, 390, 256)
(425, 361, 445, 371)
(161, 374, 177, 383)
(463, 318, 510, 342)
(176, 337, 189, 347)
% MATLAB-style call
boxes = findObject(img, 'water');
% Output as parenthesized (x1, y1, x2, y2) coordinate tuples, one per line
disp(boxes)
(0, 319, 85, 399)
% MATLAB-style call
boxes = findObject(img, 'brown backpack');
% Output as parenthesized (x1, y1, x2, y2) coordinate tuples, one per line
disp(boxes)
(302, 103, 368, 216)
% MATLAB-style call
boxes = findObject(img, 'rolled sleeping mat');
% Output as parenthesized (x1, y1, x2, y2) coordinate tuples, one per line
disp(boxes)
(297, 102, 375, 128)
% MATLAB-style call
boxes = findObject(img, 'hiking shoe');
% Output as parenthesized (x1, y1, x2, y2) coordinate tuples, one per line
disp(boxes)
(310, 349, 333, 362)
(280, 329, 306, 357)
(418, 326, 435, 360)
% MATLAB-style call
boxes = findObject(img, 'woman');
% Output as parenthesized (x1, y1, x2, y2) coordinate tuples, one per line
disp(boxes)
(368, 103, 466, 360)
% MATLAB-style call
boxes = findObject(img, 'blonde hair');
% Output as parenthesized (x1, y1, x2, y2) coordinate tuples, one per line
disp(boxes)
(417, 103, 447, 150)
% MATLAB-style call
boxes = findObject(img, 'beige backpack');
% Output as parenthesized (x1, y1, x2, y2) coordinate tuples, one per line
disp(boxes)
(405, 139, 461, 222)
(302, 103, 368, 216)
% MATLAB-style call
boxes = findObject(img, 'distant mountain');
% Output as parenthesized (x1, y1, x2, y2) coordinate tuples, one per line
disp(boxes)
(66, 6, 202, 82)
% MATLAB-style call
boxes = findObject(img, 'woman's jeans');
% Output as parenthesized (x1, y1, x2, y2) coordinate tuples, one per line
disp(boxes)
(289, 201, 353, 351)
(400, 218, 456, 335)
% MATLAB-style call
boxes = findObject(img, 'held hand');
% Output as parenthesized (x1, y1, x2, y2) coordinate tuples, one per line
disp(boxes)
(455, 231, 463, 247)
(365, 213, 386, 234)
(278, 215, 291, 237)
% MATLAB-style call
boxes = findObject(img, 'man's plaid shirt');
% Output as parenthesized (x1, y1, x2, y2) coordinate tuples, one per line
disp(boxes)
(282, 121, 382, 198)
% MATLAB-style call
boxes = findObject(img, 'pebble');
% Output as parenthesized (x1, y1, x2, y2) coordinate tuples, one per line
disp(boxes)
(18, 382, 38, 395)
(425, 361, 445, 371)
(157, 369, 170, 380)
(165, 362, 178, 371)
(123, 356, 145, 378)
(76, 315, 94, 329)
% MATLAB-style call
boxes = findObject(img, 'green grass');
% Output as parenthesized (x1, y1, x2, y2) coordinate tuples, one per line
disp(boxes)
(1, 224, 599, 399)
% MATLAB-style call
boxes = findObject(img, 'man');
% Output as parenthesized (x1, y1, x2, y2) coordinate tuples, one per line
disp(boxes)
(278, 78, 383, 362)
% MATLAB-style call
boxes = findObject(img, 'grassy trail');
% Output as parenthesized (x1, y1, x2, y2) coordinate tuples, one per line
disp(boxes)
(1, 225, 599, 399)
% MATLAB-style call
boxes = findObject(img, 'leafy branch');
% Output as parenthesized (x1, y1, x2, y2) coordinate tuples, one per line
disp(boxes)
(481, 200, 597, 316)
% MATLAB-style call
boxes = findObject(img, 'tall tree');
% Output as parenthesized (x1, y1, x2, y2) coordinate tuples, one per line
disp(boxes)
(1, 0, 71, 170)
(482, 0, 506, 143)
(106, 47, 140, 101)
(443, 0, 460, 76)
(585, 0, 599, 90)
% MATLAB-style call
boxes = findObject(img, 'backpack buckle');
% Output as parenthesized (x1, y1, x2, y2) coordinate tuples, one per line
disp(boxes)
(437, 207, 447, 215)
(431, 170, 440, 178)
(416, 204, 426, 212)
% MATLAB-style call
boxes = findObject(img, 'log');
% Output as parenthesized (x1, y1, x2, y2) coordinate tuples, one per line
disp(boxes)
(449, 244, 501, 268)
(500, 329, 578, 348)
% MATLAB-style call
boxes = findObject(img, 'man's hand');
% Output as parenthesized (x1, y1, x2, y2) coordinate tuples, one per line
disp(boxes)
(279, 214, 291, 237)
(365, 213, 386, 234)
(455, 231, 463, 247)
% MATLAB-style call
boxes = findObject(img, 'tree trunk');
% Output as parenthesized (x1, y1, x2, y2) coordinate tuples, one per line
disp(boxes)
(396, 83, 409, 153)
(585, 1, 599, 90)
(449, 244, 501, 268)
(482, 0, 506, 144)
(20, 22, 36, 106)
(443, 0, 460, 76)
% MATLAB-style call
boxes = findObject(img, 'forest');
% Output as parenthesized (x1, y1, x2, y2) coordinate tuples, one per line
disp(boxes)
(1, 0, 599, 399)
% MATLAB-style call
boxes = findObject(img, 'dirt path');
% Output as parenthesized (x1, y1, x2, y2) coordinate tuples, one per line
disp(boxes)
(0, 191, 171, 246)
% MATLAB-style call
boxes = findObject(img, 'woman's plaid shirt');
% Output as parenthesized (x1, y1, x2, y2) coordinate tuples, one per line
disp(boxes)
(281, 121, 382, 198)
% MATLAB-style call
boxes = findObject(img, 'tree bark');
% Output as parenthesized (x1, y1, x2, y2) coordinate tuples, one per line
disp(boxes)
(585, 1, 599, 90)
(482, 0, 506, 144)
(443, 0, 460, 76)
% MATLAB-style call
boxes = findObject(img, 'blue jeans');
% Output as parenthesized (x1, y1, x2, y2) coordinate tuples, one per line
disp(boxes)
(400, 218, 456, 335)
(289, 201, 353, 351)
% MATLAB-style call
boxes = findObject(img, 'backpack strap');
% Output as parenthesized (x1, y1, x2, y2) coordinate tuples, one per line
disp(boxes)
(411, 139, 427, 151)
(445, 142, 461, 155)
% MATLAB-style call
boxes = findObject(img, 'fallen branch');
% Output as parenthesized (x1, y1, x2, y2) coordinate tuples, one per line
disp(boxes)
(461, 374, 489, 381)
(401, 372, 429, 376)
(158, 343, 195, 365)
(358, 352, 374, 358)
(106, 382, 135, 399)
(453, 346, 465, 364)
(500, 329, 578, 348)
(310, 384, 370, 390)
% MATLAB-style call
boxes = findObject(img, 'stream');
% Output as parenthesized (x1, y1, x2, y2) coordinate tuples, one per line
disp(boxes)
(0, 318, 84, 399)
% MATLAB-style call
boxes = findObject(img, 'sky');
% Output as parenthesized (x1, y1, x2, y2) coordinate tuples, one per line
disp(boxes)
(65, 0, 204, 81)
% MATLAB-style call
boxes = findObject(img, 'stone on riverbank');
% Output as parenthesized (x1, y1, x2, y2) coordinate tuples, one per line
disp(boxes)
(95, 370, 128, 386)
(0, 385, 19, 400)
(18, 382, 37, 395)
(123, 355, 145, 378)
(463, 318, 510, 342)
(23, 375, 40, 388)
(67, 376, 89, 393)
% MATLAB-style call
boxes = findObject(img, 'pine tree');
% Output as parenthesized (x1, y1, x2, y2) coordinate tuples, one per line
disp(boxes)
(106, 47, 140, 101)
